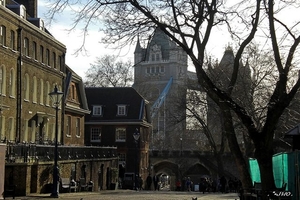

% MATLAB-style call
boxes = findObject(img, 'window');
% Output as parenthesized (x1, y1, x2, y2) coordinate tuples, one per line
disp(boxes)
(24, 37, 29, 56)
(32, 42, 37, 59)
(117, 105, 126, 116)
(0, 115, 5, 141)
(66, 116, 71, 136)
(46, 49, 50, 65)
(9, 68, 15, 97)
(0, 25, 6, 45)
(0, 0, 5, 6)
(0, 65, 6, 95)
(118, 153, 126, 163)
(20, 5, 26, 19)
(39, 79, 44, 104)
(146, 67, 150, 74)
(91, 127, 101, 142)
(52, 52, 56, 68)
(32, 76, 37, 103)
(24, 73, 29, 100)
(58, 56, 62, 71)
(160, 66, 165, 73)
(46, 81, 50, 105)
(10, 30, 15, 50)
(115, 127, 126, 142)
(8, 117, 14, 141)
(156, 54, 160, 61)
(0, 67, 3, 94)
(93, 106, 102, 116)
(71, 84, 76, 99)
(76, 118, 80, 137)
(40, 45, 44, 63)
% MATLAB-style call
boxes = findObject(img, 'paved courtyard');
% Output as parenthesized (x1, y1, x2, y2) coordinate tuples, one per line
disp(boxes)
(6, 190, 240, 200)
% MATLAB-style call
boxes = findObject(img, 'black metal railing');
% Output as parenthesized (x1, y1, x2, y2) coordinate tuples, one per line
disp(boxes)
(5, 143, 117, 163)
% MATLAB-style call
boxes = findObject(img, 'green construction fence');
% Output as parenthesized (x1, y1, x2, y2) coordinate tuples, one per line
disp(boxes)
(249, 151, 300, 200)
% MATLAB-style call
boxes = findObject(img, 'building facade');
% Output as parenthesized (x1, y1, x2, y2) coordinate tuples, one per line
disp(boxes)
(84, 87, 152, 189)
(1, 0, 118, 196)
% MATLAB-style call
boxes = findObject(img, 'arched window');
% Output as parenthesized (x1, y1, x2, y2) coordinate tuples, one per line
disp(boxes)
(24, 73, 29, 100)
(31, 120, 36, 143)
(23, 119, 28, 142)
(0, 25, 6, 46)
(0, 65, 6, 95)
(0, 115, 5, 141)
(46, 81, 50, 106)
(8, 117, 14, 141)
(33, 76, 37, 103)
(24, 37, 29, 56)
(46, 49, 50, 66)
(10, 30, 15, 50)
(40, 79, 44, 104)
(9, 68, 15, 97)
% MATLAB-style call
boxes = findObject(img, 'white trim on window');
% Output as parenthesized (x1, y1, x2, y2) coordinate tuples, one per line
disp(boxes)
(93, 105, 102, 116)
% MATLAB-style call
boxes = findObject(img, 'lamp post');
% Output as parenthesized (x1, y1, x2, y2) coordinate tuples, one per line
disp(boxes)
(49, 85, 63, 198)
(180, 137, 182, 156)
(133, 128, 140, 190)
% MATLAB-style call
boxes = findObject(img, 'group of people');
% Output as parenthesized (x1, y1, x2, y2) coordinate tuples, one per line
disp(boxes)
(145, 174, 160, 190)
(175, 176, 241, 194)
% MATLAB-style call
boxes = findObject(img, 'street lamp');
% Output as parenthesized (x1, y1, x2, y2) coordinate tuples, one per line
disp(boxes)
(48, 85, 63, 198)
(180, 137, 182, 156)
(133, 128, 140, 190)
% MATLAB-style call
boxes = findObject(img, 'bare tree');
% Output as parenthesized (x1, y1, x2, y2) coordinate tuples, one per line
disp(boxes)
(84, 55, 133, 87)
(46, 0, 300, 195)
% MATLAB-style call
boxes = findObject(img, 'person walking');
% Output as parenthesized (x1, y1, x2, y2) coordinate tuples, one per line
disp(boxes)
(146, 174, 152, 190)
(153, 175, 159, 191)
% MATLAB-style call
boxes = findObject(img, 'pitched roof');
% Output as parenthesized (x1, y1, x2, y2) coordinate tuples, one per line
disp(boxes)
(85, 87, 150, 125)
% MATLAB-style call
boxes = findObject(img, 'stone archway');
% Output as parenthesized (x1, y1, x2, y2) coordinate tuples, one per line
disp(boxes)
(152, 160, 180, 191)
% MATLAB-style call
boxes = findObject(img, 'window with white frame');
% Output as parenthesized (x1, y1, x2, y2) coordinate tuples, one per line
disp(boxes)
(117, 105, 126, 116)
(118, 153, 126, 164)
(32, 41, 37, 59)
(115, 127, 126, 142)
(93, 105, 102, 116)
(24, 73, 29, 100)
(46, 49, 50, 65)
(0, 0, 5, 6)
(91, 127, 101, 142)
(9, 68, 15, 97)
(24, 37, 29, 56)
(0, 25, 6, 45)
(40, 45, 44, 63)
(40, 79, 44, 104)
(76, 118, 80, 137)
(66, 116, 71, 136)
(32, 76, 37, 103)
(10, 30, 15, 50)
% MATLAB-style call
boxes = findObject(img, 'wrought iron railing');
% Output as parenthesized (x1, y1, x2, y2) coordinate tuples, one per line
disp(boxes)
(5, 143, 118, 163)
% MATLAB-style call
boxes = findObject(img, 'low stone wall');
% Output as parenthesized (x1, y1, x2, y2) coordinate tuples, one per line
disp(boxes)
(5, 157, 118, 196)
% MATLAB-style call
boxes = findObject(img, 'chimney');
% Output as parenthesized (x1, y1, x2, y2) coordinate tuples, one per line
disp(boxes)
(14, 0, 37, 18)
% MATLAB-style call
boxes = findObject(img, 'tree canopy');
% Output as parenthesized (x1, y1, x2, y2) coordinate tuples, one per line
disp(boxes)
(46, 0, 300, 196)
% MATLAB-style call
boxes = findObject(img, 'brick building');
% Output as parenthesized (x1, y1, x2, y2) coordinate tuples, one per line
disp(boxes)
(1, 0, 117, 196)
(84, 87, 152, 189)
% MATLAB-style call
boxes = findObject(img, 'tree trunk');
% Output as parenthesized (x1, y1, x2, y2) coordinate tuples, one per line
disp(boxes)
(221, 107, 253, 190)
(256, 145, 276, 200)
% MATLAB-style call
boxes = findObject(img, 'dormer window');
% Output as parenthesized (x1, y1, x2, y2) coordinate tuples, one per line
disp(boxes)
(93, 105, 102, 116)
(0, 0, 5, 6)
(117, 105, 126, 116)
(20, 5, 26, 19)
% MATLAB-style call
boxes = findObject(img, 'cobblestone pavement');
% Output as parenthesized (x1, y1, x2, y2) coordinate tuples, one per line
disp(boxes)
(7, 190, 240, 200)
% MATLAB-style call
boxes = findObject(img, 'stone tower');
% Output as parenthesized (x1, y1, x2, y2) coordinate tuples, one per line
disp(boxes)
(133, 28, 188, 150)
(207, 47, 252, 151)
